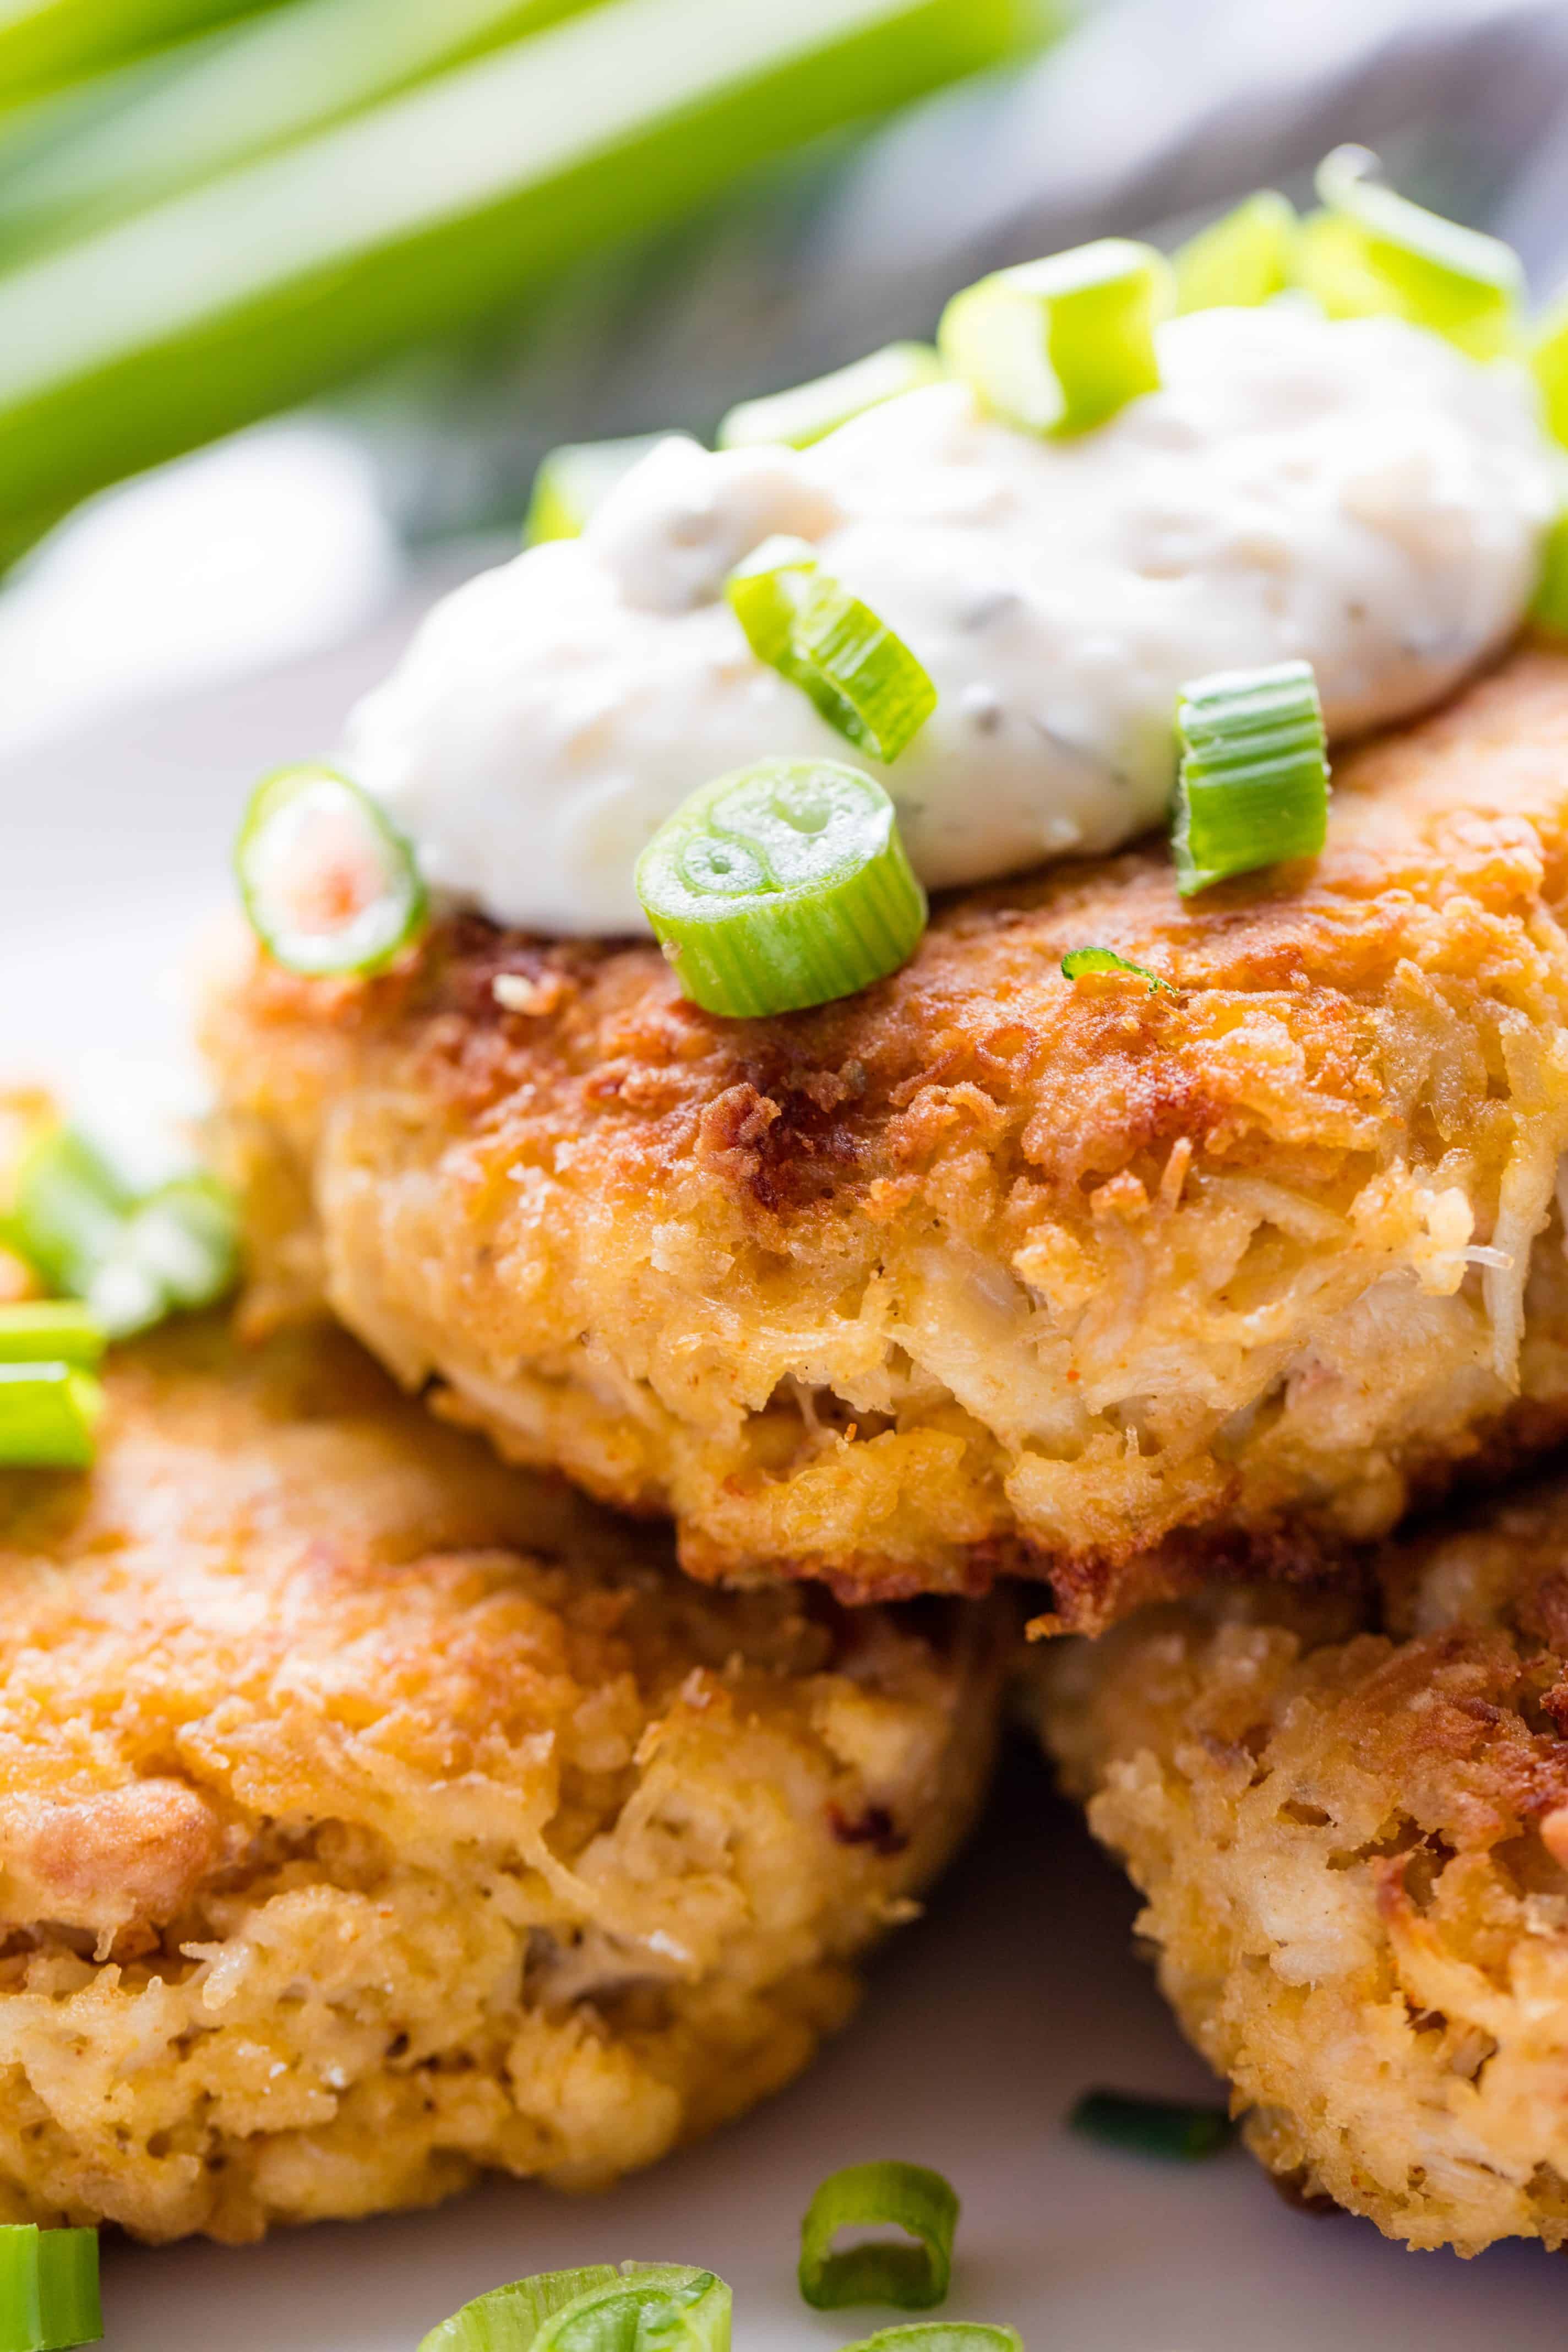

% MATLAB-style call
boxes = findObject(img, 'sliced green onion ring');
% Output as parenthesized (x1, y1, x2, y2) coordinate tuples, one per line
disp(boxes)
(834, 2328, 1020, 2352)
(1069, 2088, 1235, 2162)
(717, 344, 945, 451)
(525, 433, 678, 545)
(1172, 190, 1295, 314)
(0, 1364, 104, 1471)
(1173, 659, 1330, 899)
(9, 1126, 238, 1341)
(1299, 145, 1523, 360)
(235, 762, 427, 977)
(0, 1299, 105, 1367)
(419, 2263, 731, 2352)
(937, 238, 1172, 438)
(637, 758, 927, 1019)
(727, 536, 937, 764)
(1060, 947, 1171, 995)
(0, 2225, 101, 2351)
(798, 2160, 959, 2311)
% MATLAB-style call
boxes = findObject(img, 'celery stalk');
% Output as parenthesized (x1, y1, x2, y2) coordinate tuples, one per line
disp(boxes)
(0, 0, 273, 104)
(0, 0, 1030, 537)
(0, 0, 605, 262)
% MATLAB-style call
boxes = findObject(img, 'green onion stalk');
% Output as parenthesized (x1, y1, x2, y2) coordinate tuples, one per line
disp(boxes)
(0, 0, 1032, 553)
(0, 0, 604, 267)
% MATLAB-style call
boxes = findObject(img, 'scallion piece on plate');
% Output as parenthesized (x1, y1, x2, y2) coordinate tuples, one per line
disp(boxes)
(0, 1363, 104, 1472)
(1299, 145, 1523, 360)
(1533, 504, 1568, 633)
(717, 343, 945, 451)
(1069, 2088, 1235, 2162)
(1172, 190, 1295, 313)
(798, 2160, 959, 2311)
(833, 2329, 1020, 2352)
(9, 1127, 238, 1341)
(235, 763, 427, 977)
(0, 2225, 101, 2351)
(937, 238, 1172, 437)
(0, 1299, 105, 1366)
(726, 536, 937, 763)
(1060, 946, 1172, 994)
(1172, 659, 1330, 898)
(418, 2263, 731, 2352)
(636, 758, 926, 1019)
(524, 432, 674, 545)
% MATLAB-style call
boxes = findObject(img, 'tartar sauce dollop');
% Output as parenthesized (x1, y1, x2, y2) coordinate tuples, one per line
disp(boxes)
(344, 303, 1557, 937)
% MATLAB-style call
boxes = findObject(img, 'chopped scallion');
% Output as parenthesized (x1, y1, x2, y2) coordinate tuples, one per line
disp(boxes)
(937, 238, 1172, 438)
(1069, 2088, 1235, 2162)
(1172, 659, 1329, 898)
(1060, 947, 1171, 994)
(0, 2225, 101, 2351)
(637, 758, 926, 1019)
(717, 344, 945, 451)
(419, 2263, 731, 2352)
(0, 1363, 104, 1471)
(1299, 145, 1522, 360)
(0, 1300, 105, 1367)
(798, 2160, 958, 2311)
(834, 2330, 1020, 2352)
(727, 536, 937, 763)
(1533, 504, 1568, 635)
(9, 1126, 238, 1341)
(1172, 190, 1295, 314)
(524, 432, 677, 545)
(235, 763, 427, 977)
(1532, 300, 1568, 450)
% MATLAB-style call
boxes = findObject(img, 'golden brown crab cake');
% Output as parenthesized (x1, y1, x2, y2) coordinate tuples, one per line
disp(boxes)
(0, 1316, 1001, 2245)
(1032, 1479, 1568, 2257)
(203, 643, 1568, 1629)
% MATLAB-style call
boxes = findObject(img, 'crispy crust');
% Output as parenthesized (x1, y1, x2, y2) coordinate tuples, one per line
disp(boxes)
(203, 643, 1568, 1623)
(1032, 1477, 1568, 2255)
(0, 1317, 1000, 2242)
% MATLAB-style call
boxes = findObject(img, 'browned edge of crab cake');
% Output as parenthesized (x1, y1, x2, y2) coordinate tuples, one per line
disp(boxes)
(1031, 1471, 1568, 2255)
(0, 1314, 1005, 2244)
(202, 640, 1568, 1628)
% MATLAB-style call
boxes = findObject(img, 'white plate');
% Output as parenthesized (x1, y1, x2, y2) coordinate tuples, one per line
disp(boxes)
(3, 615, 1566, 2351)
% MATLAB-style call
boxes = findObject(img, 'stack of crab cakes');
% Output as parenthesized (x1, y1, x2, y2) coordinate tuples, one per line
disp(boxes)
(199, 640, 1568, 2255)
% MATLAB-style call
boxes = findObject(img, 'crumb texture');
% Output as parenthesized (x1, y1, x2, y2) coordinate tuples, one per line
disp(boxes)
(0, 1319, 998, 2242)
(1032, 1480, 1568, 2255)
(203, 646, 1568, 1621)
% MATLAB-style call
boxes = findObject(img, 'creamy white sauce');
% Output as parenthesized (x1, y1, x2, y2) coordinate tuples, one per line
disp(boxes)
(344, 304, 1558, 936)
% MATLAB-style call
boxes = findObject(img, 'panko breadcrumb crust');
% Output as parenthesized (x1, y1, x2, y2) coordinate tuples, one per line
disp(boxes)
(0, 1318, 1000, 2244)
(1033, 1482, 1568, 2256)
(203, 643, 1568, 1626)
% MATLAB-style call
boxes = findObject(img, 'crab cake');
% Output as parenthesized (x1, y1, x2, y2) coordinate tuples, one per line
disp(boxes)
(1032, 1479, 1568, 2257)
(0, 1318, 1000, 2245)
(203, 645, 1568, 1628)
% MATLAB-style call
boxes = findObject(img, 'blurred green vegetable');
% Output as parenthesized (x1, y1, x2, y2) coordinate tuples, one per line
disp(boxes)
(0, 0, 273, 105)
(0, 0, 1033, 549)
(524, 430, 674, 543)
(0, 0, 603, 262)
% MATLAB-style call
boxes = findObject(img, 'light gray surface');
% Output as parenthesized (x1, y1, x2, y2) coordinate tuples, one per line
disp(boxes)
(4, 624, 1568, 2346)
